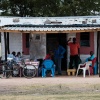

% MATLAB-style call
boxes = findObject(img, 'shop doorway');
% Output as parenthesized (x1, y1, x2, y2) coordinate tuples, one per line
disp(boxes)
(22, 33, 30, 55)
(46, 33, 67, 70)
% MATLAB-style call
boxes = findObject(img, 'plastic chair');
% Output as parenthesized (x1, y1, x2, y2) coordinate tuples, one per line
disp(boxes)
(94, 63, 98, 75)
(42, 60, 55, 77)
(76, 61, 92, 77)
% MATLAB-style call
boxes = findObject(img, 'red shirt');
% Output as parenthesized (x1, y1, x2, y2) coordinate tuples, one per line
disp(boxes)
(68, 42, 80, 56)
(44, 54, 52, 60)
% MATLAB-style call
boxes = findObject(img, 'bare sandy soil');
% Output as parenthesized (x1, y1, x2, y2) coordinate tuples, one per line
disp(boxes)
(0, 75, 100, 87)
(0, 75, 100, 100)
(0, 75, 100, 91)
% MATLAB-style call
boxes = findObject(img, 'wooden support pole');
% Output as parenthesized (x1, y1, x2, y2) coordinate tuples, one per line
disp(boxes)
(98, 31, 100, 77)
(97, 31, 99, 74)
(66, 34, 68, 73)
(7, 32, 10, 54)
(4, 32, 7, 61)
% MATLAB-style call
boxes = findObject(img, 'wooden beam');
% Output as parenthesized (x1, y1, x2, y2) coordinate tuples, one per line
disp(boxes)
(1, 28, 100, 33)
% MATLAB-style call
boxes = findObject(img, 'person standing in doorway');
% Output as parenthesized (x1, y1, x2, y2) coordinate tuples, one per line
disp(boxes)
(54, 41, 66, 75)
(67, 37, 80, 70)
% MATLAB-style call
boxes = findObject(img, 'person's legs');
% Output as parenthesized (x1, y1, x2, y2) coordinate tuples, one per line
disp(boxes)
(54, 58, 62, 75)
(69, 56, 74, 69)
(57, 58, 62, 74)
(38, 66, 42, 76)
(74, 55, 79, 70)
(54, 58, 58, 71)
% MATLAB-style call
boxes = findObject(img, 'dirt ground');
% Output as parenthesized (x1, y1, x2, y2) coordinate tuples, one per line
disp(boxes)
(0, 75, 100, 87)
(0, 75, 100, 100)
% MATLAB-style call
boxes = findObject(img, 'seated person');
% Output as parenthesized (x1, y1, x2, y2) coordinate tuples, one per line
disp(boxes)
(78, 51, 95, 75)
(44, 50, 54, 60)
(7, 51, 16, 69)
(7, 51, 16, 61)
(15, 52, 22, 63)
(38, 50, 54, 76)
(86, 51, 95, 62)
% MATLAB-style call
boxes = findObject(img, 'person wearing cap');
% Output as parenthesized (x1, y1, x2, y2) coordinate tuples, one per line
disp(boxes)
(67, 37, 80, 70)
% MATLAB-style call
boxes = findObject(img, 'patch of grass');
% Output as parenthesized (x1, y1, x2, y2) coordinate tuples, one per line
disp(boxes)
(1, 83, 100, 100)
(0, 93, 100, 100)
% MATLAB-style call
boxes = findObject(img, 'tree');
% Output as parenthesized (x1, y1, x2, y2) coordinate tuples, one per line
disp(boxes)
(60, 0, 100, 16)
(0, 0, 10, 16)
(0, 0, 100, 16)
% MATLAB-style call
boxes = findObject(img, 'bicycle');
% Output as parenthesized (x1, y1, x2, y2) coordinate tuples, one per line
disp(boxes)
(18, 60, 37, 78)
(22, 62, 37, 79)
(0, 60, 20, 78)
(0, 59, 38, 79)
(0, 62, 12, 78)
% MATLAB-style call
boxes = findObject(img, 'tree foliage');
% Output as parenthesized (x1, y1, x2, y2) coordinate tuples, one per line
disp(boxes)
(0, 0, 100, 16)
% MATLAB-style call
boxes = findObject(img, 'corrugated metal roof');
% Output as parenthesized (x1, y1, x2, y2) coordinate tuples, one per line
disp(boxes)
(1, 24, 100, 33)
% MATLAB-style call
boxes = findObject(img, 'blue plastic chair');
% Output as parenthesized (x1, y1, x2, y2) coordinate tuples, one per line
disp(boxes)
(42, 60, 55, 77)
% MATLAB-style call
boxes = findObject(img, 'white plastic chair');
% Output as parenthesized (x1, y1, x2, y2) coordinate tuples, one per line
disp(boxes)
(76, 61, 92, 77)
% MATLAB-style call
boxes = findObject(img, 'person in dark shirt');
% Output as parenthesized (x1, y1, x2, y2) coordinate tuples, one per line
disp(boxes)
(54, 42, 66, 75)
